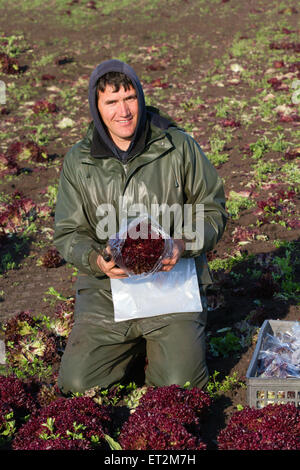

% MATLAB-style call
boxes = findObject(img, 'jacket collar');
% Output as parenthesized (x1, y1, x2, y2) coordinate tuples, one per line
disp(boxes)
(90, 117, 150, 161)
(86, 112, 172, 162)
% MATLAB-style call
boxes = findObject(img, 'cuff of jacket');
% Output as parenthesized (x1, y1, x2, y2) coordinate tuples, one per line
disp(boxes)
(88, 249, 103, 275)
(173, 231, 203, 258)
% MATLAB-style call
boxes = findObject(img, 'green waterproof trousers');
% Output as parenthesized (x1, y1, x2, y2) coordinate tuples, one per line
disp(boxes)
(58, 284, 209, 394)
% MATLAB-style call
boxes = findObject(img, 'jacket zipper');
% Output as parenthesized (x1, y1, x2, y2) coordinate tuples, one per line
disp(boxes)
(123, 163, 128, 176)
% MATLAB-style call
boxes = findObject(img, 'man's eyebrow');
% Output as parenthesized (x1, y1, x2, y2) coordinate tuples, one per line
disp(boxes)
(104, 98, 118, 105)
(125, 93, 137, 100)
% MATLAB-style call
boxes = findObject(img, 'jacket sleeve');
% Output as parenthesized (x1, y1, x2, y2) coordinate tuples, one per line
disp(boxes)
(173, 131, 228, 258)
(53, 146, 104, 277)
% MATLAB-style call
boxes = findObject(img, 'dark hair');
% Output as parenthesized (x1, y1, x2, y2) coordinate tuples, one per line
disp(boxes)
(96, 71, 134, 93)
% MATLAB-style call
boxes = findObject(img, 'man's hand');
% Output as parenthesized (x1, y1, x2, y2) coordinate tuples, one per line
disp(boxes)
(96, 240, 185, 277)
(160, 239, 185, 272)
(96, 245, 128, 279)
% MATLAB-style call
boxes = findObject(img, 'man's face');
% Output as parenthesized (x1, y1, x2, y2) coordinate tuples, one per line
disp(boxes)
(97, 84, 139, 150)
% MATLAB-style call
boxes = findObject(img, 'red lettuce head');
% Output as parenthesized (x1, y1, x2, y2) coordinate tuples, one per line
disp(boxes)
(218, 403, 300, 450)
(0, 52, 20, 74)
(109, 221, 169, 275)
(119, 385, 211, 450)
(12, 396, 112, 451)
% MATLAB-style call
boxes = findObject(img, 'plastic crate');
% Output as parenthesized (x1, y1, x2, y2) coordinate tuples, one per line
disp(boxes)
(246, 320, 300, 408)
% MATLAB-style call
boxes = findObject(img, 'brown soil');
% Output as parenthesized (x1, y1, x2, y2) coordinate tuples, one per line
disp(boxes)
(0, 0, 299, 450)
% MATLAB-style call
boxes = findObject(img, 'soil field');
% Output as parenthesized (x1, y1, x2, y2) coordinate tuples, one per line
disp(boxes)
(0, 0, 299, 450)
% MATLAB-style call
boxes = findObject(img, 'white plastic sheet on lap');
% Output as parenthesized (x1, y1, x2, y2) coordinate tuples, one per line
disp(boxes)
(111, 258, 202, 322)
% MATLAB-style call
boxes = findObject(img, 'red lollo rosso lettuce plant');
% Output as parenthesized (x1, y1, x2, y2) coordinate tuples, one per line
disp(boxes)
(284, 148, 300, 161)
(0, 141, 49, 179)
(47, 298, 75, 347)
(3, 311, 60, 381)
(269, 41, 300, 53)
(136, 384, 211, 416)
(12, 397, 113, 451)
(255, 189, 297, 226)
(0, 106, 9, 115)
(278, 112, 300, 123)
(0, 152, 19, 178)
(41, 247, 63, 268)
(34, 381, 61, 409)
(119, 409, 207, 451)
(0, 191, 36, 241)
(32, 99, 58, 114)
(220, 118, 240, 128)
(118, 385, 211, 450)
(0, 52, 20, 74)
(0, 191, 52, 243)
(267, 77, 289, 92)
(0, 401, 16, 447)
(273, 60, 285, 68)
(147, 78, 170, 89)
(5, 140, 49, 164)
(3, 300, 75, 382)
(217, 403, 300, 450)
(109, 221, 167, 275)
(287, 62, 300, 74)
(0, 375, 37, 423)
(231, 226, 259, 244)
(41, 74, 56, 81)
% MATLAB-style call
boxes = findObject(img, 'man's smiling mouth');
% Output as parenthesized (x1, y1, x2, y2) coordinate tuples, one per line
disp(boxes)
(118, 118, 132, 123)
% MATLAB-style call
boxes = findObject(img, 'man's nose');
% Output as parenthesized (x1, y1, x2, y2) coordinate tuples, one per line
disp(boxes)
(119, 100, 130, 116)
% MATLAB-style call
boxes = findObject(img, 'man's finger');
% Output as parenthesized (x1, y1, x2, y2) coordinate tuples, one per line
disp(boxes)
(161, 256, 178, 265)
(161, 256, 176, 264)
(161, 264, 175, 272)
(109, 273, 128, 279)
(109, 267, 128, 276)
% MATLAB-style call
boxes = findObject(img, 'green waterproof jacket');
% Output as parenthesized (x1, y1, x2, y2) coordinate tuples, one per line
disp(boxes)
(53, 117, 227, 292)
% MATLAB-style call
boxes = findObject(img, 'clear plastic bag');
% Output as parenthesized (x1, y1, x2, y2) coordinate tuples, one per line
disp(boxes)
(290, 323, 300, 350)
(108, 214, 174, 278)
(257, 324, 300, 378)
(262, 333, 294, 357)
(259, 355, 300, 378)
